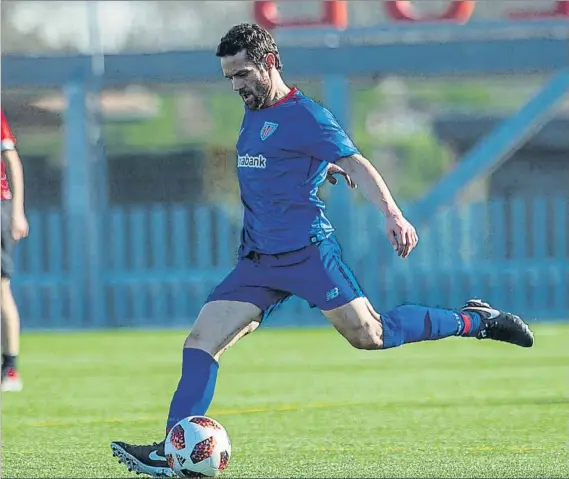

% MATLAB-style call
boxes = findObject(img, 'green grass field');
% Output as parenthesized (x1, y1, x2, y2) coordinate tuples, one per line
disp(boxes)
(2, 323, 568, 478)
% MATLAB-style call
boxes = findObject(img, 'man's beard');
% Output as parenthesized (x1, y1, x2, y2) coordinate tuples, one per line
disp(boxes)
(241, 77, 271, 110)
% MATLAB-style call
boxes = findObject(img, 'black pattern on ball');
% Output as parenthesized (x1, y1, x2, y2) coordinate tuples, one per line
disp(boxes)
(170, 424, 186, 451)
(189, 417, 222, 430)
(190, 436, 216, 464)
(219, 450, 230, 471)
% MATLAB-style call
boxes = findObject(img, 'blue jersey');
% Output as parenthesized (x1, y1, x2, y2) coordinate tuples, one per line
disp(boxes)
(235, 88, 359, 256)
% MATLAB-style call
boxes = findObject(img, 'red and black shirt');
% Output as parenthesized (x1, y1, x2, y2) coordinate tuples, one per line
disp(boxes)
(1, 110, 16, 201)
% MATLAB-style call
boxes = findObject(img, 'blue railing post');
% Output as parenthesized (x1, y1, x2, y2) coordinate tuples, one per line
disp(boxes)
(63, 80, 90, 325)
(85, 100, 106, 328)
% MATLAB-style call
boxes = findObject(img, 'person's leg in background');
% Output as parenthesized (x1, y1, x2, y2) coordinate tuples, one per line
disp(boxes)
(1, 278, 23, 392)
(1, 199, 23, 392)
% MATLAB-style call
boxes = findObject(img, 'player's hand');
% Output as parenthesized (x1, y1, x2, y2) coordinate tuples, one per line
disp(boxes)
(385, 213, 418, 258)
(326, 163, 357, 189)
(11, 212, 29, 241)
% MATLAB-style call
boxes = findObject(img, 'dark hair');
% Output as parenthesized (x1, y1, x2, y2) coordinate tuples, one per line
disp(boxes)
(216, 23, 282, 71)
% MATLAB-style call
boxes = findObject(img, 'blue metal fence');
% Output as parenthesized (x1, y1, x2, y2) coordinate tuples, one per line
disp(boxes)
(13, 196, 569, 330)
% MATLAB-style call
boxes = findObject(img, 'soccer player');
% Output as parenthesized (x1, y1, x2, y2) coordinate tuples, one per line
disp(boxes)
(111, 24, 534, 477)
(1, 110, 29, 392)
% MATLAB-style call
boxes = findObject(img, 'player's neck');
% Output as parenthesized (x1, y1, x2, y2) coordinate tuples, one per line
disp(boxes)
(264, 77, 292, 108)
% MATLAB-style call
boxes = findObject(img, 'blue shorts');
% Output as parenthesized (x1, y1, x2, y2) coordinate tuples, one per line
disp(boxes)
(206, 236, 364, 319)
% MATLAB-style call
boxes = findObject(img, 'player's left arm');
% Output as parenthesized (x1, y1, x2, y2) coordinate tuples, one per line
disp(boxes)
(298, 105, 417, 257)
(335, 153, 418, 258)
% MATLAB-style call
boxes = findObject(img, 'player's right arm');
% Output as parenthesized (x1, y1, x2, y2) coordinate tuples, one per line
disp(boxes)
(1, 111, 29, 241)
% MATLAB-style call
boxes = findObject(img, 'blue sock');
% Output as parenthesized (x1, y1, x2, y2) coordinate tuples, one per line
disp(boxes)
(166, 348, 219, 434)
(380, 304, 482, 349)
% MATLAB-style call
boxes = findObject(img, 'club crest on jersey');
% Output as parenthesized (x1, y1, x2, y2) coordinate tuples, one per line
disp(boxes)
(260, 122, 278, 141)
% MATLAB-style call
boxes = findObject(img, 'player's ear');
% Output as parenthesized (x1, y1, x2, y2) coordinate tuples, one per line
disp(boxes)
(265, 53, 276, 70)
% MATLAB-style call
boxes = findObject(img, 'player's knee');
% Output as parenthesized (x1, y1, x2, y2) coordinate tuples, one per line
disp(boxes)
(325, 298, 384, 350)
(347, 322, 383, 350)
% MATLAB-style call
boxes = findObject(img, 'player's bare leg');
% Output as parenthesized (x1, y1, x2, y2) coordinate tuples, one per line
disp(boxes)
(1, 278, 23, 392)
(323, 296, 534, 351)
(182, 301, 261, 362)
(322, 297, 383, 349)
(111, 300, 262, 477)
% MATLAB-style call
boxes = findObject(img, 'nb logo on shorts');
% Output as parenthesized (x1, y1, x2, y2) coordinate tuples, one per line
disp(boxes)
(237, 153, 267, 169)
(325, 287, 339, 301)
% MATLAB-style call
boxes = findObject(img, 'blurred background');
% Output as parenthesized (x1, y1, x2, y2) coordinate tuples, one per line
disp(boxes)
(2, 0, 569, 330)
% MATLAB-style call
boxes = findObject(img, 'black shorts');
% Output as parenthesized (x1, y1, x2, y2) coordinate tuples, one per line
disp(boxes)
(1, 200, 15, 279)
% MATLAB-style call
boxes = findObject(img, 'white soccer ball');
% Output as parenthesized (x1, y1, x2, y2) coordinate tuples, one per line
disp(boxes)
(164, 416, 231, 478)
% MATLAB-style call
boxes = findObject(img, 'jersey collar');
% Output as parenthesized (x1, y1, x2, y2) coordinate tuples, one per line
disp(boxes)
(268, 87, 298, 108)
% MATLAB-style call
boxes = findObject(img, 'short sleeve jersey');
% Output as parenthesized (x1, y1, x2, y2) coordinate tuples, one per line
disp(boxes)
(236, 88, 359, 256)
